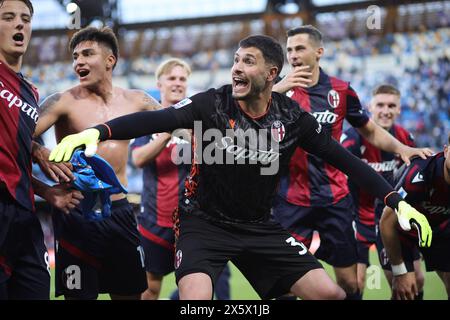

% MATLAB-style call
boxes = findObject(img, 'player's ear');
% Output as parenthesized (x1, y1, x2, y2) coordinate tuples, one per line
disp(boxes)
(106, 54, 116, 70)
(316, 47, 324, 61)
(267, 66, 278, 82)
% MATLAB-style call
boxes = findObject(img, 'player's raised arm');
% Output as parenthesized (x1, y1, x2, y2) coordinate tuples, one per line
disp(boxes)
(49, 95, 200, 162)
(296, 112, 432, 246)
(357, 118, 433, 166)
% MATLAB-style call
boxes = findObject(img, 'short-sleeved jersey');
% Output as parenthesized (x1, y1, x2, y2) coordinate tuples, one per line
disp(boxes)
(342, 124, 415, 225)
(395, 152, 450, 229)
(277, 68, 369, 207)
(168, 85, 332, 224)
(0, 61, 40, 211)
(131, 134, 190, 227)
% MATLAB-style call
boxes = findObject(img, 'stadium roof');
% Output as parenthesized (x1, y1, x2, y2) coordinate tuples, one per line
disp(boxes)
(31, 0, 445, 30)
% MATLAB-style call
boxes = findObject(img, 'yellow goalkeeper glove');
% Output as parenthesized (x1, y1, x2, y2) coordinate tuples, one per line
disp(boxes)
(396, 201, 432, 248)
(49, 128, 100, 162)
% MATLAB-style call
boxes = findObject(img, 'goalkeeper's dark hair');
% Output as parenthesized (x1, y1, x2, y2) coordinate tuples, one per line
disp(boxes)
(0, 0, 34, 16)
(239, 35, 284, 77)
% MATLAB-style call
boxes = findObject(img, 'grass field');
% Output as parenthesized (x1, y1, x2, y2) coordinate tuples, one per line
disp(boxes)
(50, 250, 447, 300)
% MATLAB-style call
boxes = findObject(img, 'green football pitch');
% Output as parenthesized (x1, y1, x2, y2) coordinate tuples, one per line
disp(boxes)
(50, 250, 447, 300)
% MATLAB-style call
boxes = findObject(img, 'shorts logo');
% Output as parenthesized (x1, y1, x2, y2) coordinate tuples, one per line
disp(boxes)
(271, 120, 285, 142)
(379, 248, 389, 267)
(327, 89, 340, 109)
(173, 98, 192, 109)
(174, 249, 183, 269)
(63, 265, 81, 290)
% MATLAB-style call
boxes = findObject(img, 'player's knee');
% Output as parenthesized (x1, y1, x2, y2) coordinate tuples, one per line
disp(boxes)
(337, 277, 359, 294)
(178, 273, 213, 300)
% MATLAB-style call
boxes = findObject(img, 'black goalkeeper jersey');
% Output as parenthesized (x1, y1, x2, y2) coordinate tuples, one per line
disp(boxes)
(171, 85, 329, 223)
(98, 85, 397, 224)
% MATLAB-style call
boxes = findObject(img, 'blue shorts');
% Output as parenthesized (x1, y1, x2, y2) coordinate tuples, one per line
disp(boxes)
(0, 191, 50, 300)
(272, 194, 358, 268)
(53, 198, 146, 299)
(137, 213, 175, 276)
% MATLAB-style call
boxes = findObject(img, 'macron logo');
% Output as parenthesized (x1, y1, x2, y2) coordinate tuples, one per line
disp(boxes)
(412, 172, 424, 184)
(0, 80, 39, 124)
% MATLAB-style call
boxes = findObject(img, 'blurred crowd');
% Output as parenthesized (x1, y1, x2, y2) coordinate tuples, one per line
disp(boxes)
(26, 27, 450, 152)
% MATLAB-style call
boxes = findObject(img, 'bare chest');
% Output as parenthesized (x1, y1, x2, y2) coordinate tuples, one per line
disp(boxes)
(64, 98, 140, 132)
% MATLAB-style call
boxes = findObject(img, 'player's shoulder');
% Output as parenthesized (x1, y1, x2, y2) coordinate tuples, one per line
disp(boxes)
(189, 85, 227, 107)
(393, 123, 414, 139)
(395, 155, 433, 191)
(272, 89, 301, 108)
(326, 72, 350, 91)
(122, 87, 146, 102)
(393, 123, 411, 135)
(40, 89, 72, 109)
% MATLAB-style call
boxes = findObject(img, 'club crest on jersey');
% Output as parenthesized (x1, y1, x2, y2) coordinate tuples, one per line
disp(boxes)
(327, 89, 340, 109)
(174, 249, 183, 269)
(271, 120, 285, 142)
(173, 98, 192, 109)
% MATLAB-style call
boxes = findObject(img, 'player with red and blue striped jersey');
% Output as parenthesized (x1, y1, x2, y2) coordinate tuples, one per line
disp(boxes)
(341, 84, 424, 298)
(272, 25, 432, 299)
(380, 133, 450, 300)
(0, 0, 82, 299)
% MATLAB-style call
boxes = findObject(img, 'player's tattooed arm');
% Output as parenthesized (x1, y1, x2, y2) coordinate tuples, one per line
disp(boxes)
(142, 92, 163, 111)
(35, 92, 63, 137)
(38, 92, 62, 118)
(33, 92, 74, 183)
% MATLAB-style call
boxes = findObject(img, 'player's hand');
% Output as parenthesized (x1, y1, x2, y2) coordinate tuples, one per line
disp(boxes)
(49, 128, 100, 162)
(273, 66, 312, 94)
(32, 142, 74, 182)
(392, 272, 418, 300)
(398, 145, 434, 166)
(44, 183, 84, 214)
(396, 201, 432, 247)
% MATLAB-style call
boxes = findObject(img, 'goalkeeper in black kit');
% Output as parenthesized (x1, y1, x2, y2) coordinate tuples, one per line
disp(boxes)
(49, 35, 432, 300)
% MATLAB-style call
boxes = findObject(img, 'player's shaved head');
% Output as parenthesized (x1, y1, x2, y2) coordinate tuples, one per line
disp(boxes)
(372, 84, 401, 97)
(287, 25, 323, 48)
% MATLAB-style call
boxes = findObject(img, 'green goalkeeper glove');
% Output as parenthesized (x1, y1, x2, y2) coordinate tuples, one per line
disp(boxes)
(396, 201, 432, 248)
(49, 128, 100, 162)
